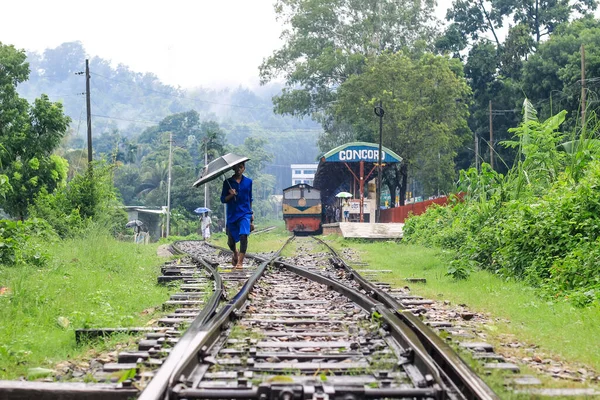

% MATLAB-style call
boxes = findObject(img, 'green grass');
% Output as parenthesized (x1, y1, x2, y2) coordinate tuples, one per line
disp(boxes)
(323, 237, 600, 374)
(0, 230, 171, 379)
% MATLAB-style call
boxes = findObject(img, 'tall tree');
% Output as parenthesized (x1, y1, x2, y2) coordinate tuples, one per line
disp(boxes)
(439, 0, 597, 52)
(259, 0, 438, 118)
(199, 120, 226, 164)
(331, 52, 472, 203)
(522, 16, 600, 125)
(0, 43, 71, 219)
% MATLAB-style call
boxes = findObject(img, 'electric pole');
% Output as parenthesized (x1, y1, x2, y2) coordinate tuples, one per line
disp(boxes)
(475, 133, 480, 172)
(581, 44, 586, 127)
(489, 100, 494, 169)
(374, 101, 384, 223)
(85, 59, 92, 163)
(166, 132, 173, 237)
(204, 138, 209, 209)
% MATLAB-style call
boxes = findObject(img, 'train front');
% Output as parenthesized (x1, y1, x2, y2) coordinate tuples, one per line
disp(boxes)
(282, 184, 322, 234)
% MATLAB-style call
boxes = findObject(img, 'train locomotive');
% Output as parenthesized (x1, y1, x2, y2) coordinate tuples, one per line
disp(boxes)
(282, 184, 322, 234)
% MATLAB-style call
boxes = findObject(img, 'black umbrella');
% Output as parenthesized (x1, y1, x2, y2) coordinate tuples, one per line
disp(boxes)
(193, 153, 250, 188)
(126, 220, 144, 228)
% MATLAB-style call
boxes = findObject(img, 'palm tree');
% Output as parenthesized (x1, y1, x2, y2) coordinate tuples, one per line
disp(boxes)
(136, 161, 169, 206)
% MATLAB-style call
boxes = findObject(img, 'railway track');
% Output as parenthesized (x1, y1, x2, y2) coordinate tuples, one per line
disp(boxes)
(138, 236, 498, 400)
(0, 234, 501, 399)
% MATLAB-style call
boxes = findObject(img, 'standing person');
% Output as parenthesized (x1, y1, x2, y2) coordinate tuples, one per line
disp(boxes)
(221, 161, 253, 269)
(201, 212, 212, 241)
(343, 200, 350, 222)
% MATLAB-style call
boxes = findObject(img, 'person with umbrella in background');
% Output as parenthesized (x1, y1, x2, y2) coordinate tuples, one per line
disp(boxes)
(221, 161, 253, 269)
(201, 212, 212, 241)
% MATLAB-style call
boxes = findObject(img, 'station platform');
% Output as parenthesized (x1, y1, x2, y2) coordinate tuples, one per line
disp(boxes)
(322, 222, 404, 239)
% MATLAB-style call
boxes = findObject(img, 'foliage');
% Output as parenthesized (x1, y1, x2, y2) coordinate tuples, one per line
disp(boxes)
(331, 51, 472, 202)
(439, 2, 597, 175)
(439, 0, 597, 52)
(405, 104, 600, 306)
(169, 206, 199, 237)
(259, 0, 438, 117)
(28, 162, 127, 238)
(501, 100, 568, 198)
(522, 16, 600, 125)
(0, 218, 57, 267)
(0, 42, 72, 220)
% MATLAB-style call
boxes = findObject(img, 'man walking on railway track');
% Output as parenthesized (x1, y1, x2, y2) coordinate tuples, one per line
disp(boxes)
(221, 161, 253, 269)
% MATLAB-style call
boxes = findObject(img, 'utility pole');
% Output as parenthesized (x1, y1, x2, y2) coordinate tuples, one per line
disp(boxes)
(85, 59, 93, 163)
(581, 44, 586, 127)
(166, 132, 173, 237)
(374, 101, 384, 223)
(204, 138, 209, 209)
(474, 133, 480, 172)
(489, 100, 494, 169)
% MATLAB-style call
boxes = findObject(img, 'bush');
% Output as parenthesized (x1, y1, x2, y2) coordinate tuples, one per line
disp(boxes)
(0, 219, 57, 267)
(29, 162, 127, 238)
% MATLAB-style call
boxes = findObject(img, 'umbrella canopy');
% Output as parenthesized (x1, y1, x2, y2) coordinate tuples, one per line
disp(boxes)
(126, 220, 144, 228)
(335, 192, 353, 198)
(193, 153, 250, 187)
(194, 207, 212, 214)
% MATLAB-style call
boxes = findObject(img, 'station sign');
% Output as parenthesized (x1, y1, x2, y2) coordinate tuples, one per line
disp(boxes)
(348, 200, 370, 213)
(323, 143, 402, 163)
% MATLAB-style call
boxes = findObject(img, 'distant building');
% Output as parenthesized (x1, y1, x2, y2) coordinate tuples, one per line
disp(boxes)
(291, 163, 318, 186)
(123, 206, 166, 242)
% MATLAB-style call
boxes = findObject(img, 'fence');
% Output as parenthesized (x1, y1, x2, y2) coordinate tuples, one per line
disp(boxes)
(380, 194, 462, 223)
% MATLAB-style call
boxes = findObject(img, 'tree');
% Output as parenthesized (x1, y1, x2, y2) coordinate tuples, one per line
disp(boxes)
(29, 162, 127, 238)
(522, 16, 600, 125)
(259, 0, 438, 118)
(463, 42, 522, 172)
(331, 52, 472, 203)
(199, 120, 226, 164)
(439, 0, 597, 52)
(0, 43, 71, 219)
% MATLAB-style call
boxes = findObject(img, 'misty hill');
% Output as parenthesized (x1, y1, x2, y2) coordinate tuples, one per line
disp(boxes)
(16, 41, 321, 190)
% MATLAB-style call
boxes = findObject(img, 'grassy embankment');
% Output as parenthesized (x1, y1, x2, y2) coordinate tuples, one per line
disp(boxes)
(0, 231, 172, 379)
(321, 236, 600, 387)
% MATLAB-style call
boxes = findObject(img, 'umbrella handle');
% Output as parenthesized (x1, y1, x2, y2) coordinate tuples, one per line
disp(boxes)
(226, 179, 237, 201)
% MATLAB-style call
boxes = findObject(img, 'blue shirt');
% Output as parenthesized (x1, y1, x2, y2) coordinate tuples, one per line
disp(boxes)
(221, 175, 253, 224)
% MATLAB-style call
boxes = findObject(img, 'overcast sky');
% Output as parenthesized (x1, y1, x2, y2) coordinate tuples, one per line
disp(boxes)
(1, 0, 454, 89)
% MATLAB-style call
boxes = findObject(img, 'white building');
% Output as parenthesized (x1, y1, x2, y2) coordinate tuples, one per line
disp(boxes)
(291, 163, 318, 186)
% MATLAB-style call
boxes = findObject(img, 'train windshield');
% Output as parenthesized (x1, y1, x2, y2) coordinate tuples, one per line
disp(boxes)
(284, 188, 302, 199)
(283, 185, 320, 200)
(304, 188, 320, 199)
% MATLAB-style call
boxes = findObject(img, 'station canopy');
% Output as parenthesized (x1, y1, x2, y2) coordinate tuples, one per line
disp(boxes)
(313, 142, 402, 202)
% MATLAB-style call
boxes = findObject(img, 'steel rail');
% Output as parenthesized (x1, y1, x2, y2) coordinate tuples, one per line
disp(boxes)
(139, 236, 295, 400)
(274, 259, 445, 398)
(138, 241, 225, 400)
(312, 236, 499, 400)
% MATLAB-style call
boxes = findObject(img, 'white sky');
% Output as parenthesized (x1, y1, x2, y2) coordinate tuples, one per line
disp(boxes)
(1, 0, 454, 89)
